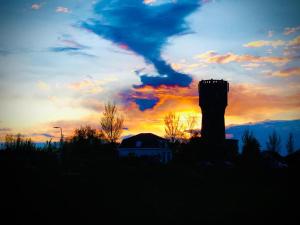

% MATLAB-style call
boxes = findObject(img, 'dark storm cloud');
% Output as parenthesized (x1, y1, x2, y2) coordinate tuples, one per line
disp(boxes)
(134, 98, 160, 111)
(82, 0, 200, 88)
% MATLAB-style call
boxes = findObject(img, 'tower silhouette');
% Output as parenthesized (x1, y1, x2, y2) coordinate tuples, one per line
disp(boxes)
(199, 79, 229, 143)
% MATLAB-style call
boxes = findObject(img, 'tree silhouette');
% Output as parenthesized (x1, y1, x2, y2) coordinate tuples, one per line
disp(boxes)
(4, 133, 36, 151)
(164, 112, 185, 143)
(266, 130, 281, 154)
(286, 132, 294, 155)
(241, 130, 260, 163)
(100, 102, 124, 144)
(68, 125, 104, 153)
(184, 114, 199, 139)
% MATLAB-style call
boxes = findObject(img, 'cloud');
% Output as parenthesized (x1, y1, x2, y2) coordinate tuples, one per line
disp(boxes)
(49, 38, 96, 57)
(67, 80, 103, 94)
(288, 35, 300, 47)
(60, 39, 87, 49)
(31, 3, 42, 10)
(36, 81, 50, 91)
(32, 133, 55, 138)
(134, 98, 159, 111)
(241, 63, 262, 70)
(56, 6, 71, 13)
(268, 30, 273, 38)
(0, 128, 12, 132)
(67, 77, 117, 94)
(196, 51, 290, 65)
(270, 67, 300, 77)
(81, 0, 200, 88)
(49, 47, 82, 52)
(243, 36, 300, 49)
(143, 0, 156, 4)
(244, 40, 285, 48)
(227, 84, 300, 119)
(284, 26, 300, 35)
(120, 81, 199, 112)
(80, 99, 104, 112)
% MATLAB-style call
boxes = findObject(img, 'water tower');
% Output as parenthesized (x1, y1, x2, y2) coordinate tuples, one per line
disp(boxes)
(198, 79, 229, 144)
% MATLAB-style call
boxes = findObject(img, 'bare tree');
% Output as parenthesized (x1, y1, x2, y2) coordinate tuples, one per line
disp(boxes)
(286, 132, 294, 155)
(184, 114, 199, 138)
(266, 130, 281, 153)
(100, 102, 124, 143)
(164, 112, 185, 143)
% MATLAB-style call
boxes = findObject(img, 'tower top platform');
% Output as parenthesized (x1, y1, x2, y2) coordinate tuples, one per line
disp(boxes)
(199, 79, 229, 92)
(199, 79, 228, 85)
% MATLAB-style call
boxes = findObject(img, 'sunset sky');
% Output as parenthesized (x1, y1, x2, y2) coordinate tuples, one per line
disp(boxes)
(0, 0, 300, 142)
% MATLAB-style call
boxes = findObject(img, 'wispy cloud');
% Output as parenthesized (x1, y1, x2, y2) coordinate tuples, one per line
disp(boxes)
(32, 133, 55, 138)
(67, 77, 117, 94)
(244, 40, 285, 48)
(59, 39, 86, 49)
(270, 67, 300, 77)
(268, 30, 273, 38)
(243, 35, 300, 48)
(196, 51, 290, 65)
(284, 26, 300, 35)
(80, 98, 104, 112)
(67, 80, 103, 94)
(288, 35, 300, 46)
(0, 128, 12, 132)
(56, 6, 71, 13)
(49, 47, 83, 52)
(49, 38, 95, 57)
(241, 63, 262, 70)
(31, 3, 42, 10)
(143, 0, 156, 4)
(36, 81, 50, 91)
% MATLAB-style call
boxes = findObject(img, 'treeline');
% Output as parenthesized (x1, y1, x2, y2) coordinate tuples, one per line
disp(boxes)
(0, 105, 298, 171)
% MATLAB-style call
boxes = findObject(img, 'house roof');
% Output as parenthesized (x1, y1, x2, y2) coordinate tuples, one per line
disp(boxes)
(119, 133, 166, 148)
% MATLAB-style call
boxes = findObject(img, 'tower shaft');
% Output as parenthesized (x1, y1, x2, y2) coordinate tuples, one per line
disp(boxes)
(199, 79, 229, 143)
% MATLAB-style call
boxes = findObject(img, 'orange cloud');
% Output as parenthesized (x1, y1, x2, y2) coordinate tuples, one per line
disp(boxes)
(67, 77, 117, 94)
(228, 84, 300, 115)
(270, 67, 300, 77)
(196, 51, 289, 65)
(288, 35, 300, 46)
(244, 40, 285, 48)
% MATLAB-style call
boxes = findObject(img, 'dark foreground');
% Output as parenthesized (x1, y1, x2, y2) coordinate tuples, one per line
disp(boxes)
(1, 155, 299, 225)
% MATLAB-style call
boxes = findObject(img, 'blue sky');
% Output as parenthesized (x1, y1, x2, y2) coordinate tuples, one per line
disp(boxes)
(0, 0, 299, 142)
